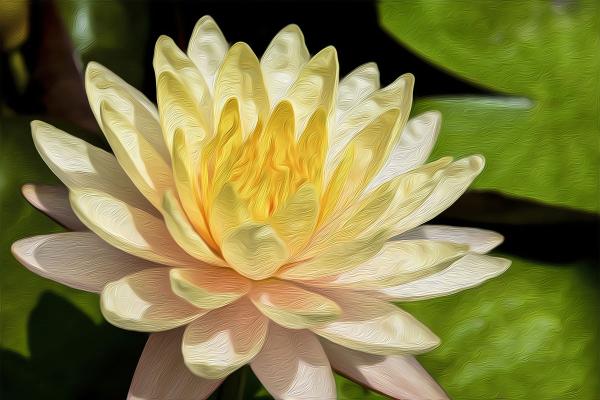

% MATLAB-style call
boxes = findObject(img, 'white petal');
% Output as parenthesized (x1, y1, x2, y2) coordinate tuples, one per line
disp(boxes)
(183, 298, 268, 379)
(31, 121, 153, 213)
(187, 15, 229, 93)
(85, 62, 170, 163)
(128, 328, 223, 400)
(396, 224, 504, 254)
(379, 253, 511, 301)
(101, 268, 202, 332)
(21, 184, 86, 230)
(251, 323, 336, 400)
(12, 232, 152, 293)
(335, 62, 380, 116)
(321, 339, 448, 400)
(311, 290, 439, 355)
(261, 24, 310, 105)
(69, 189, 199, 267)
(367, 111, 441, 191)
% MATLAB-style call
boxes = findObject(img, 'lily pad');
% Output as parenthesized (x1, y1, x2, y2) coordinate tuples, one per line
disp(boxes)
(379, 1, 600, 213)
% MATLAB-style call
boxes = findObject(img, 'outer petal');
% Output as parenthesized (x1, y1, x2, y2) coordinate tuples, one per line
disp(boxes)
(70, 189, 199, 267)
(31, 121, 153, 213)
(182, 298, 269, 379)
(285, 46, 338, 136)
(379, 254, 511, 301)
(311, 290, 439, 355)
(21, 184, 86, 230)
(187, 15, 228, 92)
(396, 224, 504, 254)
(128, 328, 223, 400)
(101, 268, 202, 332)
(85, 62, 169, 163)
(12, 232, 151, 293)
(169, 267, 251, 309)
(313, 240, 468, 290)
(335, 62, 380, 117)
(251, 323, 336, 400)
(249, 279, 341, 329)
(321, 339, 448, 400)
(221, 222, 289, 280)
(367, 111, 441, 191)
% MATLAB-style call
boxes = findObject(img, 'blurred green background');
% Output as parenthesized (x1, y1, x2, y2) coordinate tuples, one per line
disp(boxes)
(1, 1, 598, 399)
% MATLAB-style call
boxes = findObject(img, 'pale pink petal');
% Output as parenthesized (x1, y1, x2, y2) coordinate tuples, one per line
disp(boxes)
(251, 323, 336, 400)
(321, 339, 449, 400)
(395, 224, 504, 254)
(21, 184, 86, 230)
(128, 328, 222, 400)
(11, 232, 153, 293)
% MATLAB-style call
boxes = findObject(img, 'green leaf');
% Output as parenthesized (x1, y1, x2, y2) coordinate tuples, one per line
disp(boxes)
(379, 1, 600, 213)
(0, 117, 102, 356)
(402, 255, 599, 400)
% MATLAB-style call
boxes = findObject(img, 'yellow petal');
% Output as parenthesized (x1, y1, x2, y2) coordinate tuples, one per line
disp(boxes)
(311, 290, 439, 355)
(161, 191, 223, 266)
(31, 121, 153, 213)
(335, 62, 380, 116)
(99, 101, 174, 210)
(101, 268, 202, 332)
(154, 35, 212, 153)
(182, 299, 268, 379)
(261, 24, 309, 104)
(214, 42, 269, 138)
(320, 240, 469, 290)
(169, 267, 251, 309)
(187, 15, 228, 92)
(70, 188, 198, 267)
(209, 183, 250, 245)
(398, 225, 504, 254)
(269, 184, 319, 254)
(285, 46, 338, 136)
(221, 223, 289, 280)
(249, 279, 341, 329)
(85, 62, 169, 163)
(297, 108, 328, 190)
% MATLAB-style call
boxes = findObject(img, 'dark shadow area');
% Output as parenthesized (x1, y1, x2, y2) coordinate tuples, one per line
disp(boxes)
(0, 292, 146, 400)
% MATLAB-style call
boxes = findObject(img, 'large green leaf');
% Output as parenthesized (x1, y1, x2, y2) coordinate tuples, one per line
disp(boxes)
(403, 255, 599, 399)
(379, 1, 600, 213)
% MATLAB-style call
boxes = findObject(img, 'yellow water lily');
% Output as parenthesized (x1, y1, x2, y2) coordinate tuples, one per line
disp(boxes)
(12, 16, 510, 399)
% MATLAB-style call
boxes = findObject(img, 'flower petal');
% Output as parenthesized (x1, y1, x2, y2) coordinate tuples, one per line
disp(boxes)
(101, 268, 202, 332)
(99, 101, 174, 209)
(182, 298, 268, 379)
(321, 339, 448, 400)
(396, 224, 504, 254)
(161, 191, 223, 266)
(251, 323, 336, 400)
(261, 24, 310, 105)
(269, 184, 319, 253)
(85, 62, 169, 163)
(249, 279, 341, 329)
(221, 222, 289, 280)
(21, 184, 86, 230)
(285, 46, 338, 136)
(31, 121, 152, 213)
(11, 232, 152, 293)
(379, 254, 511, 301)
(311, 290, 439, 355)
(169, 267, 250, 309)
(154, 35, 212, 153)
(209, 183, 250, 245)
(70, 188, 199, 267)
(392, 155, 485, 236)
(187, 15, 228, 92)
(335, 62, 380, 116)
(315, 240, 468, 290)
(214, 42, 269, 138)
(128, 328, 223, 400)
(367, 111, 442, 191)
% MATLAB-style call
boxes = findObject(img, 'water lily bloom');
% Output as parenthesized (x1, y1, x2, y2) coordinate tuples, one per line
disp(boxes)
(12, 15, 510, 400)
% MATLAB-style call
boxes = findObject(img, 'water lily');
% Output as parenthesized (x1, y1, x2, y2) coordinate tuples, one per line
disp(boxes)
(12, 15, 510, 400)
